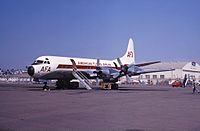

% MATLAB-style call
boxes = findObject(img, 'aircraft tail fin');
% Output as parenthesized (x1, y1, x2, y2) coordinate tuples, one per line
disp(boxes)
(119, 38, 135, 65)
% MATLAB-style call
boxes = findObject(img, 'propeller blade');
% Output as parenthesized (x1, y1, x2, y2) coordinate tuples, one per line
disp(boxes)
(113, 62, 118, 69)
(117, 58, 123, 67)
(97, 59, 100, 67)
(96, 59, 101, 71)
(117, 58, 135, 73)
(96, 77, 99, 86)
(94, 58, 102, 83)
(126, 75, 131, 84)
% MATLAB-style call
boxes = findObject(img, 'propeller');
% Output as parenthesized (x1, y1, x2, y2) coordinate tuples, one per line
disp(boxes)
(95, 59, 101, 86)
(116, 58, 134, 83)
(93, 58, 134, 84)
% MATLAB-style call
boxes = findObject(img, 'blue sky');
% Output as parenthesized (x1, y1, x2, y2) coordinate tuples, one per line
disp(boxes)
(0, 0, 200, 69)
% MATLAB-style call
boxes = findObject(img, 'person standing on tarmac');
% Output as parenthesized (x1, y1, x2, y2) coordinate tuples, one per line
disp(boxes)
(192, 79, 200, 94)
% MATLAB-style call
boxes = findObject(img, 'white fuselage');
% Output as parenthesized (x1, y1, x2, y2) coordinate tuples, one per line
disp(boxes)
(29, 55, 119, 80)
(27, 38, 135, 81)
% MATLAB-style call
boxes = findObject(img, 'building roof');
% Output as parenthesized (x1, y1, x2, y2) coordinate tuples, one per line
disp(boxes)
(142, 62, 189, 70)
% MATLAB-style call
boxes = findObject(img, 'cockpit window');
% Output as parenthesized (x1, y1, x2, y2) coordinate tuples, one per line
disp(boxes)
(32, 60, 44, 65)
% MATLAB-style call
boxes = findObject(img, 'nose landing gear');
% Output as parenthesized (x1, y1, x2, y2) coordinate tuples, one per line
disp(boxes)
(43, 82, 50, 91)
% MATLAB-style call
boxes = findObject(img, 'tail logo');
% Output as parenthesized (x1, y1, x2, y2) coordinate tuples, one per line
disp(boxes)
(127, 51, 133, 58)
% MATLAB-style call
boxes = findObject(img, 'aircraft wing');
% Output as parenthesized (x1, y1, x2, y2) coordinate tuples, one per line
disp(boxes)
(134, 61, 161, 67)
(129, 68, 175, 76)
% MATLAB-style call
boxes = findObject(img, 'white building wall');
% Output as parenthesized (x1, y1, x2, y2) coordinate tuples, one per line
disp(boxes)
(173, 69, 183, 79)
(138, 62, 200, 84)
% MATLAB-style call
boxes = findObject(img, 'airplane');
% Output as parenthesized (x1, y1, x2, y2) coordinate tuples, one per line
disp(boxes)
(27, 38, 170, 90)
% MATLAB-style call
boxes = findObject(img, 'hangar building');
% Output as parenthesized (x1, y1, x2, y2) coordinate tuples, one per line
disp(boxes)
(139, 61, 200, 84)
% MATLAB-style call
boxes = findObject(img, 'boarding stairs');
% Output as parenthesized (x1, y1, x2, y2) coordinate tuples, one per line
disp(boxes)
(70, 59, 92, 90)
(72, 69, 92, 90)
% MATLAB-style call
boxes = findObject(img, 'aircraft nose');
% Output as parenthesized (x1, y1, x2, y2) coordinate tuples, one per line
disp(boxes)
(27, 66, 35, 76)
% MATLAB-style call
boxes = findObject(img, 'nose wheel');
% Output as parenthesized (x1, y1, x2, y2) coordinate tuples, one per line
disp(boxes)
(43, 82, 50, 91)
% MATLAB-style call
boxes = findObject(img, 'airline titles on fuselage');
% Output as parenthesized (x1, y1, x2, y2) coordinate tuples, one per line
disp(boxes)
(77, 61, 112, 66)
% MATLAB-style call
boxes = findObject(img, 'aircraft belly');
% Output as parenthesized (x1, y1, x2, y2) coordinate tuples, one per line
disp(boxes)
(39, 70, 74, 80)
(38, 69, 92, 80)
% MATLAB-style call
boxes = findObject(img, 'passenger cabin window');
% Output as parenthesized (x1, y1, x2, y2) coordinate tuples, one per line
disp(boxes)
(153, 75, 157, 79)
(160, 75, 165, 79)
(145, 75, 150, 79)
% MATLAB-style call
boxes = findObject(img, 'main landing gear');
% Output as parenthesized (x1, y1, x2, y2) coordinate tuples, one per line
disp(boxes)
(56, 79, 79, 89)
(55, 79, 119, 90)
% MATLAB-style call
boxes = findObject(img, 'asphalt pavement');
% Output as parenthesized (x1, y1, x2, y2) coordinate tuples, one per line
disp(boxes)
(0, 83, 200, 131)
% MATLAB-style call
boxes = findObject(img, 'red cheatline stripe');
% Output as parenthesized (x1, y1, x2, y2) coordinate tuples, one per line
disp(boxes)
(57, 64, 121, 70)
(57, 64, 97, 69)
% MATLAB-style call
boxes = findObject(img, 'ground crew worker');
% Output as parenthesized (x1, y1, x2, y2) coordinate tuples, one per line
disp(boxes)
(192, 79, 199, 94)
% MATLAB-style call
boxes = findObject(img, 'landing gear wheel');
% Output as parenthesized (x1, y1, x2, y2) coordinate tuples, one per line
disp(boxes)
(56, 80, 78, 89)
(43, 82, 50, 91)
(56, 80, 69, 89)
(111, 84, 118, 90)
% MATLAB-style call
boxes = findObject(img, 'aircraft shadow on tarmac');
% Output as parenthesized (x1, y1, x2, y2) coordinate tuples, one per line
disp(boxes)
(26, 87, 169, 93)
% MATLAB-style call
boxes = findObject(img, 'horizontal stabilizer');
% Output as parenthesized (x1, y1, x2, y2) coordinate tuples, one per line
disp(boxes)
(135, 61, 161, 67)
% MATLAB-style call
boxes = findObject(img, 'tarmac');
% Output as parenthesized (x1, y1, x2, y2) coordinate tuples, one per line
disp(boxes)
(0, 83, 200, 131)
